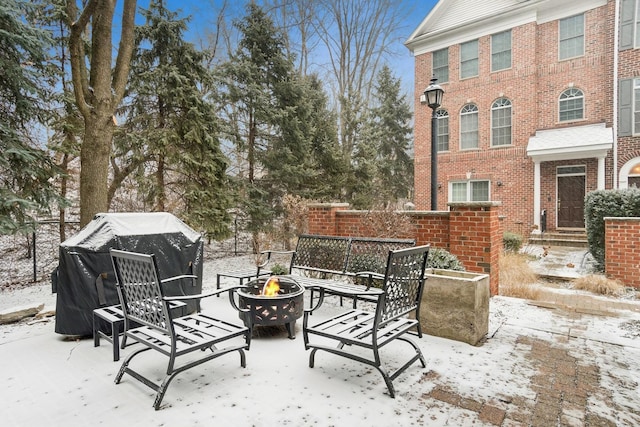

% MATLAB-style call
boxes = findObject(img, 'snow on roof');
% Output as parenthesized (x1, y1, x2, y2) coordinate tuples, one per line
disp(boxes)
(527, 123, 613, 162)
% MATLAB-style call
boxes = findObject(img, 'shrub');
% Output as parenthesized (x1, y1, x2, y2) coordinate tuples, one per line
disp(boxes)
(503, 232, 523, 253)
(585, 188, 640, 270)
(427, 247, 465, 271)
(499, 253, 541, 300)
(572, 274, 624, 296)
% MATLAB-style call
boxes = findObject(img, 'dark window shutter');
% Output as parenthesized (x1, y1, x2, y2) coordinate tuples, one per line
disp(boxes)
(619, 78, 633, 136)
(620, 0, 635, 51)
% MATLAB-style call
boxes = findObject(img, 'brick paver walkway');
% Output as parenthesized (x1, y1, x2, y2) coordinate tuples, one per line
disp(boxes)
(417, 291, 640, 426)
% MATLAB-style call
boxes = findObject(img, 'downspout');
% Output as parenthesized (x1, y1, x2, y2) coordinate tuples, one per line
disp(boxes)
(613, 0, 620, 188)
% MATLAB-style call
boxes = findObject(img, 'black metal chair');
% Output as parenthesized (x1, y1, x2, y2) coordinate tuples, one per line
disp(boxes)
(302, 244, 430, 398)
(110, 249, 250, 410)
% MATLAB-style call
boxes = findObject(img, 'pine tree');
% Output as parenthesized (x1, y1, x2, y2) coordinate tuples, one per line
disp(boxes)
(356, 65, 413, 208)
(113, 0, 232, 238)
(0, 0, 65, 234)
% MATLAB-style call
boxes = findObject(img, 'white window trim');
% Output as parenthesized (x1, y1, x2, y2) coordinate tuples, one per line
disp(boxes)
(558, 13, 585, 61)
(449, 180, 491, 203)
(460, 39, 479, 80)
(491, 30, 512, 72)
(634, 78, 640, 135)
(460, 104, 479, 150)
(558, 88, 585, 123)
(490, 98, 512, 147)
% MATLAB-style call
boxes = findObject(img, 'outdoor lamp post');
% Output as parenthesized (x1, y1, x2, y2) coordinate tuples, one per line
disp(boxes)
(424, 76, 444, 211)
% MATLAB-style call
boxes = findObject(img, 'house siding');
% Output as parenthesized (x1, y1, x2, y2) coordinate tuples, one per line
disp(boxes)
(411, 0, 629, 234)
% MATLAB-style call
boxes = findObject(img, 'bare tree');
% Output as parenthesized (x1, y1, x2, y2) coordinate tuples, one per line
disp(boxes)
(314, 0, 404, 158)
(66, 0, 137, 226)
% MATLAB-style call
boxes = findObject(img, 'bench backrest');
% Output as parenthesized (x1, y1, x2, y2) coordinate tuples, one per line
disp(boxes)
(291, 234, 416, 277)
(291, 235, 351, 275)
(345, 237, 415, 276)
(377, 245, 430, 327)
(110, 249, 172, 336)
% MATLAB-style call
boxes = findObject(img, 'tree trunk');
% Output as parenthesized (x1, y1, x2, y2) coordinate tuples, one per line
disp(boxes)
(79, 113, 114, 226)
(66, 0, 137, 227)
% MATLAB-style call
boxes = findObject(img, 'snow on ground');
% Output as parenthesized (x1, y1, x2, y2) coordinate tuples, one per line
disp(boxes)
(1, 252, 640, 426)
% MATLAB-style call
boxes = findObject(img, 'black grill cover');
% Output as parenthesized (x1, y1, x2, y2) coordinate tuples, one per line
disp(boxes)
(54, 212, 203, 336)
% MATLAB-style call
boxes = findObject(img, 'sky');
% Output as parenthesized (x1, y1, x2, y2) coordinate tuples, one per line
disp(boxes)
(154, 0, 439, 99)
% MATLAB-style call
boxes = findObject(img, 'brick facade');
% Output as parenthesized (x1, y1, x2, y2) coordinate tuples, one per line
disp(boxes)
(605, 217, 640, 288)
(307, 202, 503, 295)
(409, 0, 640, 236)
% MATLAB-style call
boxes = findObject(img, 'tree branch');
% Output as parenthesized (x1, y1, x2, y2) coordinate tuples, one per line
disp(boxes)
(112, 0, 137, 107)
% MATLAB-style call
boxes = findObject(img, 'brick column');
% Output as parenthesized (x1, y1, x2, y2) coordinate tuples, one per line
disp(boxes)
(448, 202, 503, 296)
(306, 203, 350, 236)
(605, 217, 640, 288)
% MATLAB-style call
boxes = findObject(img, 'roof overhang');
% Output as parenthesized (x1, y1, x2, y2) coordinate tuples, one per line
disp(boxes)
(526, 123, 613, 163)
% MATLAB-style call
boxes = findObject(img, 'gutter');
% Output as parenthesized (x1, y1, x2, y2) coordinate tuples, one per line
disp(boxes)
(613, 0, 620, 188)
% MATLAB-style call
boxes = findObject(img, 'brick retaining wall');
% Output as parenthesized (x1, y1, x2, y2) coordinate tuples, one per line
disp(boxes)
(307, 202, 503, 295)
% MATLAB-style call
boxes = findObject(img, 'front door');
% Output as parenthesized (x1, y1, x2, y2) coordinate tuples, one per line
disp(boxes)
(557, 174, 585, 228)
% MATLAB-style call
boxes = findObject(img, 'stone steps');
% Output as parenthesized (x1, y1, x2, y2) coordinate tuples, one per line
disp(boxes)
(529, 231, 588, 248)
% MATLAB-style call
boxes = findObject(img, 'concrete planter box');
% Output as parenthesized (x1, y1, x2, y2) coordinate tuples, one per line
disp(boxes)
(419, 268, 490, 346)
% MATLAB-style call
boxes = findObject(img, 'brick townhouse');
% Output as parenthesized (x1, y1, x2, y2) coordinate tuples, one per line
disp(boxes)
(405, 0, 640, 237)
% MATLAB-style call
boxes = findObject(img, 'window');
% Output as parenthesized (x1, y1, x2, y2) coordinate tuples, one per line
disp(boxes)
(460, 40, 478, 79)
(433, 48, 449, 83)
(559, 14, 584, 60)
(635, 78, 640, 134)
(559, 88, 584, 121)
(491, 30, 512, 71)
(629, 162, 640, 187)
(451, 181, 490, 202)
(460, 104, 479, 149)
(436, 109, 449, 151)
(491, 98, 512, 146)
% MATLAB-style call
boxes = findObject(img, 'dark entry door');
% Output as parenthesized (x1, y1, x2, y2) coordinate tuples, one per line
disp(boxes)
(557, 175, 585, 228)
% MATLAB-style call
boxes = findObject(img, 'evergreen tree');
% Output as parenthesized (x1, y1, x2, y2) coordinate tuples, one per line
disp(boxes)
(113, 0, 232, 238)
(0, 0, 65, 234)
(356, 65, 413, 208)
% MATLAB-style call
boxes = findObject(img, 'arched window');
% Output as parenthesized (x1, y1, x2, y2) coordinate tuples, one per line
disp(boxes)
(628, 162, 640, 188)
(436, 109, 449, 152)
(460, 104, 479, 149)
(559, 88, 584, 122)
(491, 98, 512, 146)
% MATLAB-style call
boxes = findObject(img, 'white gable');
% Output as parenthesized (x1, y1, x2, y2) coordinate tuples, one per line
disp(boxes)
(406, 0, 608, 55)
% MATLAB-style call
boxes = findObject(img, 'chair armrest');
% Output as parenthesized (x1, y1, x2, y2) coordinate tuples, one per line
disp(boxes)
(163, 284, 244, 301)
(354, 271, 384, 290)
(161, 274, 198, 285)
(257, 250, 295, 268)
(161, 274, 198, 297)
(303, 285, 326, 313)
(315, 281, 384, 297)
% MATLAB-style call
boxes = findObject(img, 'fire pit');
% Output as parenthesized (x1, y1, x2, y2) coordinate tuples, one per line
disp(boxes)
(237, 276, 304, 339)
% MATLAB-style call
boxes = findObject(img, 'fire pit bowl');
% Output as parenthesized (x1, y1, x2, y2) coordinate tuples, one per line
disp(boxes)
(237, 276, 304, 339)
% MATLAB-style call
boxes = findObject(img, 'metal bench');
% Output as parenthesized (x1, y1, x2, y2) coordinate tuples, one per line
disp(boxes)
(276, 234, 415, 307)
(302, 244, 430, 398)
(110, 249, 251, 410)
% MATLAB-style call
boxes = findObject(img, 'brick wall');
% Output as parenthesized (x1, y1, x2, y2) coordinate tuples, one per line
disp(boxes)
(413, 2, 615, 234)
(307, 202, 503, 295)
(605, 217, 640, 288)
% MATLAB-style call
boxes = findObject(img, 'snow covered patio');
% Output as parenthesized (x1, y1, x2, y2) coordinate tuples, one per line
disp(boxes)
(1, 255, 640, 426)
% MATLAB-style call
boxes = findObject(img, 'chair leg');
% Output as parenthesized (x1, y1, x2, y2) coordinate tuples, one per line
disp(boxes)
(115, 346, 151, 384)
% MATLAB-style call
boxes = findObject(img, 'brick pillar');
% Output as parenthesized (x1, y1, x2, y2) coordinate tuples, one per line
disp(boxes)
(307, 203, 350, 236)
(605, 217, 640, 288)
(448, 202, 503, 296)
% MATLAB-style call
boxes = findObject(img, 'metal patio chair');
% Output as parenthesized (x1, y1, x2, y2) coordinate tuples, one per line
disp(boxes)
(302, 244, 430, 398)
(110, 249, 250, 410)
